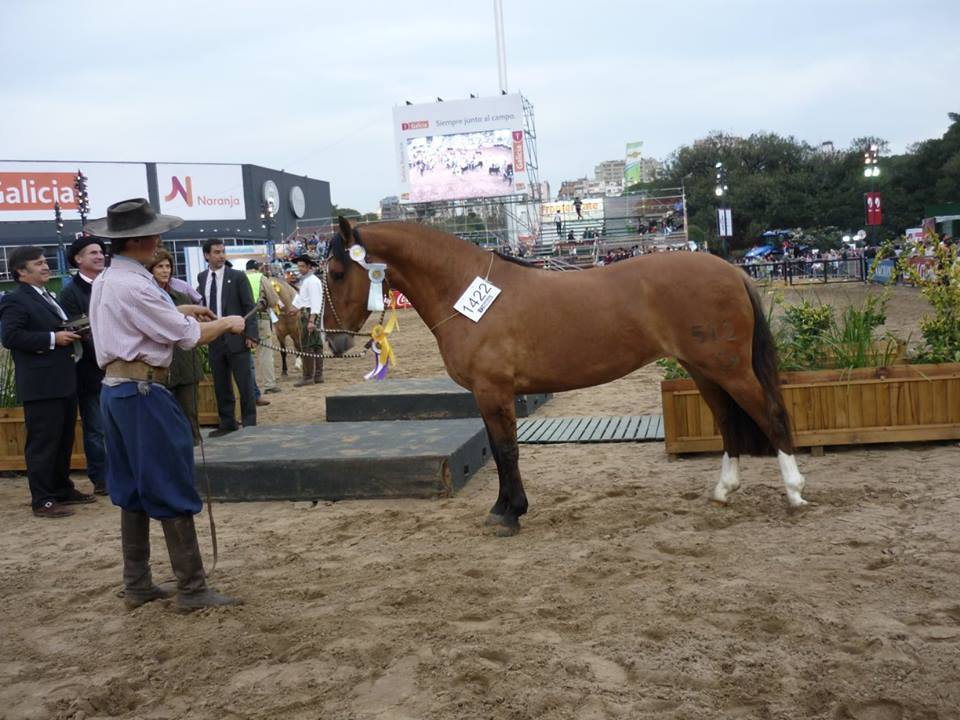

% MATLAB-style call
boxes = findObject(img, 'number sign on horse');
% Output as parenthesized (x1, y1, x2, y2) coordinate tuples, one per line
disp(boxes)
(323, 218, 808, 535)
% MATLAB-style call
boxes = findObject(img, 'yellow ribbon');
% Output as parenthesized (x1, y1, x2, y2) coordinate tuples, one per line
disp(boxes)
(370, 305, 398, 368)
(388, 289, 400, 329)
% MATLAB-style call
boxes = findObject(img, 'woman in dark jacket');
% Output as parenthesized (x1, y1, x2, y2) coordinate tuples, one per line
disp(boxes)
(148, 250, 204, 445)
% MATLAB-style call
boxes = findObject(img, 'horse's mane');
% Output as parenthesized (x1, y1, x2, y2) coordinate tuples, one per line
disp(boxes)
(329, 227, 363, 267)
(332, 223, 534, 272)
(493, 251, 535, 268)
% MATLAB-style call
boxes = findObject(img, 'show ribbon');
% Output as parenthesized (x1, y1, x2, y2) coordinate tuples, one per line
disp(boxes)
(348, 244, 388, 312)
(363, 306, 398, 381)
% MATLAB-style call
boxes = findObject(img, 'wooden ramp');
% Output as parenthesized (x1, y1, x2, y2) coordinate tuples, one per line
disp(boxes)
(517, 415, 664, 444)
(196, 420, 490, 502)
(326, 377, 551, 422)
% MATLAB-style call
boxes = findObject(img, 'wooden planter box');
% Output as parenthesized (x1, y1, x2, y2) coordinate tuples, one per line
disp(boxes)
(197, 377, 220, 426)
(661, 363, 960, 456)
(0, 377, 222, 472)
(0, 408, 87, 471)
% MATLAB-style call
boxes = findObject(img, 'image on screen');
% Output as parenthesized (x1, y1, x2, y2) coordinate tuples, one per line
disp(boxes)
(406, 129, 517, 202)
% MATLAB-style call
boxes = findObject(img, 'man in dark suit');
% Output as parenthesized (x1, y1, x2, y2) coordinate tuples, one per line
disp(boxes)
(0, 246, 97, 517)
(196, 239, 258, 436)
(59, 236, 108, 495)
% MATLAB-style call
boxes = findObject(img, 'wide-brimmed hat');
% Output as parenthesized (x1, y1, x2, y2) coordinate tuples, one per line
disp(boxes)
(293, 253, 319, 267)
(67, 235, 106, 268)
(86, 198, 183, 239)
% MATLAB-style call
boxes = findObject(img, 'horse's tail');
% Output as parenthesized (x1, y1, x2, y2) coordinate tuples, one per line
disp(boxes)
(726, 279, 794, 456)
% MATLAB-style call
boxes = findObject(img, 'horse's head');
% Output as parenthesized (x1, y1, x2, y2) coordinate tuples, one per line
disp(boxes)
(323, 216, 373, 356)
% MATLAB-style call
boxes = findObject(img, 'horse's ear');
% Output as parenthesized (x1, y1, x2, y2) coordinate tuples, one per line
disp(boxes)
(338, 216, 354, 247)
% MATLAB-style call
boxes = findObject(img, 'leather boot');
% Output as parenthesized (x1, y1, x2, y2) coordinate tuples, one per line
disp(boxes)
(122, 510, 175, 609)
(294, 355, 315, 387)
(161, 514, 241, 612)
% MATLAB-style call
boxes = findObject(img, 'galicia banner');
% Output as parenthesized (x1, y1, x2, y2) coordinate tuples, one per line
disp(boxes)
(156, 163, 246, 220)
(0, 161, 149, 222)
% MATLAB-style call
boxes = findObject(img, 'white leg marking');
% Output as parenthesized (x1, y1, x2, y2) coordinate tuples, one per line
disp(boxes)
(777, 451, 808, 507)
(711, 452, 741, 504)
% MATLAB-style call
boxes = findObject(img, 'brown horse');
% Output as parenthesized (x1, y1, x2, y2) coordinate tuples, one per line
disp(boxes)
(270, 277, 303, 375)
(323, 217, 808, 535)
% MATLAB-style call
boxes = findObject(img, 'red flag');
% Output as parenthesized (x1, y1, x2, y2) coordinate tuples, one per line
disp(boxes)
(866, 192, 882, 226)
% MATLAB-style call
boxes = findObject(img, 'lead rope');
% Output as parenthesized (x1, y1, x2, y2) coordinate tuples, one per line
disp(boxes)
(191, 302, 272, 578)
(192, 299, 270, 579)
(195, 382, 218, 577)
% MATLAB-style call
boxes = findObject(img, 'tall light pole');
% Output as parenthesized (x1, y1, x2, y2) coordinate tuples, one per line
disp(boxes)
(74, 170, 90, 228)
(493, 0, 508, 94)
(54, 202, 66, 275)
(715, 161, 730, 258)
(863, 144, 881, 246)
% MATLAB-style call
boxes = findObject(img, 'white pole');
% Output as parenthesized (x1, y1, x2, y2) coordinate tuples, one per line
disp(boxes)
(494, 0, 508, 94)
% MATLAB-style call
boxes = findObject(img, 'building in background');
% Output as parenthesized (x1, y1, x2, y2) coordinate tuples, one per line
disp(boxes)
(639, 157, 663, 184)
(537, 181, 551, 202)
(0, 160, 331, 286)
(594, 160, 625, 195)
(557, 178, 589, 200)
(379, 195, 401, 221)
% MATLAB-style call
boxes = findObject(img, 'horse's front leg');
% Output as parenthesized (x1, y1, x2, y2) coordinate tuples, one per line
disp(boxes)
(474, 386, 527, 536)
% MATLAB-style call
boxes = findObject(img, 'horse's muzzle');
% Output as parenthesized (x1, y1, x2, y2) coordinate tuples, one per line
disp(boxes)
(327, 333, 355, 357)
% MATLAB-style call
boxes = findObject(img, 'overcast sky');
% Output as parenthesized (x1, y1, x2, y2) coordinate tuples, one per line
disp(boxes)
(2, 0, 958, 213)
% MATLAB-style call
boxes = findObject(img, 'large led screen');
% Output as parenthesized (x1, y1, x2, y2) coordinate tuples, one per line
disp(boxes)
(405, 129, 517, 203)
(393, 94, 529, 204)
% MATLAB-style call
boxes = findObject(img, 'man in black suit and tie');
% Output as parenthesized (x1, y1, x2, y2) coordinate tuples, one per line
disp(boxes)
(0, 246, 98, 517)
(196, 239, 258, 436)
(59, 235, 108, 495)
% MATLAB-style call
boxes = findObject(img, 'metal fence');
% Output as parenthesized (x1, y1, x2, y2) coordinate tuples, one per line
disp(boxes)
(740, 257, 868, 285)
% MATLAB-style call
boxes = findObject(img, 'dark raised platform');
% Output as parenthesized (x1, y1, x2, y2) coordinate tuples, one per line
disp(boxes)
(195, 420, 489, 502)
(326, 377, 551, 422)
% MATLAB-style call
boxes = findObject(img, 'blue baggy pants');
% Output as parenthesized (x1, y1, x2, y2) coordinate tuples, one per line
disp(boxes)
(100, 381, 201, 519)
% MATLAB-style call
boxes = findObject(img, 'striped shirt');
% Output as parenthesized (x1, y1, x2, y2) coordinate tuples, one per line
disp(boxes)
(90, 255, 201, 369)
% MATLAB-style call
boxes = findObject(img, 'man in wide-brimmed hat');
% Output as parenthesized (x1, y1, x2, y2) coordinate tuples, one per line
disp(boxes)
(288, 252, 325, 385)
(87, 198, 246, 611)
(59, 234, 109, 496)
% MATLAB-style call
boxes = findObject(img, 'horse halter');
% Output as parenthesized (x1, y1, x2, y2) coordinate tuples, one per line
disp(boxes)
(321, 229, 389, 336)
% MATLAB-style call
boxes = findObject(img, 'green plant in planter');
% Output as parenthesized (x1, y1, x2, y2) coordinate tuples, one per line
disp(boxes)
(0, 348, 17, 408)
(658, 291, 908, 381)
(778, 299, 833, 370)
(822, 293, 903, 369)
(656, 357, 689, 379)
(196, 343, 212, 376)
(901, 239, 960, 363)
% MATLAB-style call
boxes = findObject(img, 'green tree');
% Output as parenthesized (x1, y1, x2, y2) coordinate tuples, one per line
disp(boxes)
(654, 113, 960, 253)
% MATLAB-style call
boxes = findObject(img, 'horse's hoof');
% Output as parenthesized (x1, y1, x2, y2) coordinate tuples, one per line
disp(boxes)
(483, 513, 505, 527)
(495, 524, 520, 537)
(709, 498, 729, 507)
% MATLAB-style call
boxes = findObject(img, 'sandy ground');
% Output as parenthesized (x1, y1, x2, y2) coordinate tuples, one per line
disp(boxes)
(2, 282, 959, 720)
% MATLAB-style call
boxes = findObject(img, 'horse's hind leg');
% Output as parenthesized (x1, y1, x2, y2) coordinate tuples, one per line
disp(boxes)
(683, 365, 741, 504)
(718, 373, 808, 508)
(473, 384, 527, 536)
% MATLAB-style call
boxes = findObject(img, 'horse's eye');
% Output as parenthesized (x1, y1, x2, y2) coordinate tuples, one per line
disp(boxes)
(331, 271, 345, 281)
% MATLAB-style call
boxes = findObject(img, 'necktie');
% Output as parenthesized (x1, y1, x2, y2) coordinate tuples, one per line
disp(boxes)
(42, 289, 67, 320)
(209, 271, 219, 316)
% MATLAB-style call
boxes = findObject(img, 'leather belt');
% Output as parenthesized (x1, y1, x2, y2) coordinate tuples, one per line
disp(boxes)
(104, 359, 168, 384)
